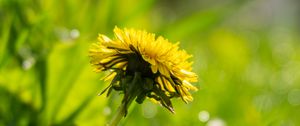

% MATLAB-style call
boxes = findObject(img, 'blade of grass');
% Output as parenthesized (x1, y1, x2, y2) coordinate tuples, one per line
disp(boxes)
(55, 96, 93, 126)
(0, 86, 39, 125)
(0, 15, 12, 68)
(161, 9, 225, 40)
(160, 2, 250, 40)
(49, 45, 87, 122)
(35, 58, 47, 111)
(105, 0, 117, 30)
(121, 0, 157, 25)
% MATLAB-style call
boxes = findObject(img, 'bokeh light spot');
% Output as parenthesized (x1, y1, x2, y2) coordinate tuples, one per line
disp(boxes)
(103, 106, 111, 116)
(70, 29, 80, 39)
(207, 118, 226, 126)
(198, 110, 210, 122)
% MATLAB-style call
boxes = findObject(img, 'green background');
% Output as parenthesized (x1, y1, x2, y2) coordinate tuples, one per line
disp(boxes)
(1, 0, 300, 125)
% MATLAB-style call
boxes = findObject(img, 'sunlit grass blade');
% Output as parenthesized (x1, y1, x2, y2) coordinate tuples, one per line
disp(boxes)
(161, 10, 224, 40)
(121, 0, 156, 25)
(55, 96, 93, 126)
(0, 15, 11, 68)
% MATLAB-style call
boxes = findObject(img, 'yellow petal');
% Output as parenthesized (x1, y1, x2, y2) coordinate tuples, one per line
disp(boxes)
(156, 77, 165, 91)
(151, 65, 158, 73)
(142, 54, 156, 65)
(102, 72, 117, 81)
(182, 80, 198, 91)
(115, 31, 124, 42)
(163, 78, 175, 92)
(183, 95, 193, 102)
(180, 69, 196, 77)
(98, 34, 111, 43)
(158, 65, 170, 77)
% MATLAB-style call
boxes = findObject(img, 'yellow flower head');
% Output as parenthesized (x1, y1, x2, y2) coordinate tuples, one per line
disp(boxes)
(89, 27, 198, 114)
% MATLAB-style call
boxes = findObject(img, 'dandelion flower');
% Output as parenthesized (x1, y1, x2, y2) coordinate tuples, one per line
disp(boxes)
(89, 27, 198, 118)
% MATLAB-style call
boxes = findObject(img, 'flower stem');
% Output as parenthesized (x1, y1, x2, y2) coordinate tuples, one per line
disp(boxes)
(108, 94, 136, 126)
(107, 72, 142, 126)
(108, 101, 126, 126)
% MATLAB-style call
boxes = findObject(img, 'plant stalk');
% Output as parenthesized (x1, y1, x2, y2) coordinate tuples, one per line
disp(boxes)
(108, 101, 126, 126)
(107, 72, 142, 126)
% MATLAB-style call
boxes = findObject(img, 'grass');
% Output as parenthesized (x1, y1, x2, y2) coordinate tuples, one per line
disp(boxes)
(0, 0, 300, 125)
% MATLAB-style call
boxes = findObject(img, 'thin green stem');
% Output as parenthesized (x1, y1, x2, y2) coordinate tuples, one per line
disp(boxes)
(107, 102, 126, 126)
(107, 72, 142, 126)
(108, 92, 136, 126)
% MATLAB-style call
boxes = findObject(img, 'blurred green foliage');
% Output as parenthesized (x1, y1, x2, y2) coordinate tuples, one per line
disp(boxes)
(1, 0, 300, 125)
